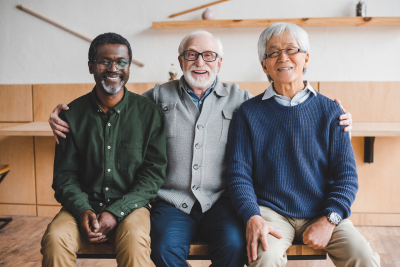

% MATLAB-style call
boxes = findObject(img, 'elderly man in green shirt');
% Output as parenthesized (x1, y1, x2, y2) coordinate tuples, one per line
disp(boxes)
(40, 33, 167, 267)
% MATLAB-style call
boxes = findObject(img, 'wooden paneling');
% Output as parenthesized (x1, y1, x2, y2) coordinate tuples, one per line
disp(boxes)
(351, 137, 400, 214)
(0, 123, 36, 205)
(35, 137, 58, 206)
(33, 84, 93, 121)
(352, 122, 400, 137)
(0, 204, 36, 216)
(319, 82, 400, 122)
(234, 81, 319, 97)
(126, 83, 158, 95)
(0, 122, 52, 136)
(37, 205, 61, 217)
(0, 84, 33, 122)
(350, 213, 400, 227)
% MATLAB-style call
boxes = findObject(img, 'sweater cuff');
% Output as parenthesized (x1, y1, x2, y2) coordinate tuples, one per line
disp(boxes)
(241, 205, 262, 224)
(324, 206, 345, 220)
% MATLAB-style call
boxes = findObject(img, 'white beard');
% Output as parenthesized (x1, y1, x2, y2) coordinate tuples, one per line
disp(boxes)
(101, 77, 123, 95)
(183, 65, 217, 89)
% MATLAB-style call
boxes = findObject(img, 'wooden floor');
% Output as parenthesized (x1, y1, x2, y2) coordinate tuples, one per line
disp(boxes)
(0, 216, 399, 267)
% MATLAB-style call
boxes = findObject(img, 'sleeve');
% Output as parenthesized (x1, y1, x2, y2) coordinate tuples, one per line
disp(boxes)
(105, 108, 167, 223)
(227, 105, 262, 224)
(141, 88, 155, 102)
(52, 111, 93, 221)
(324, 107, 358, 219)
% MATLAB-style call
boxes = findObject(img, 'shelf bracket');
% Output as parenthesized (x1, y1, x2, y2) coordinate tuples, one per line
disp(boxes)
(364, 137, 375, 163)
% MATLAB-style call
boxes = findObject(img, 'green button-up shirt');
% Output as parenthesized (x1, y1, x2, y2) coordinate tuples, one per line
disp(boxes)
(53, 87, 167, 223)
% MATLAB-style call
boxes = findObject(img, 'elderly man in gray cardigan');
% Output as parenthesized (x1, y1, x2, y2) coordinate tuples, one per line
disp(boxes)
(48, 30, 353, 267)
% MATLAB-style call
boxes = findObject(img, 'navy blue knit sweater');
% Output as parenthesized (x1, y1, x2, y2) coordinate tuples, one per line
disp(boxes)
(227, 93, 358, 224)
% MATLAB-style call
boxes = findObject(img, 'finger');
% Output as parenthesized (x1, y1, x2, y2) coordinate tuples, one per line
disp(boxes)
(89, 236, 107, 243)
(53, 123, 70, 133)
(251, 238, 258, 261)
(269, 228, 283, 239)
(90, 213, 100, 230)
(87, 231, 103, 237)
(56, 103, 69, 113)
(53, 133, 59, 145)
(53, 130, 66, 139)
(53, 117, 70, 129)
(333, 99, 341, 105)
(247, 244, 252, 263)
(344, 125, 353, 132)
(339, 113, 350, 120)
(260, 235, 268, 251)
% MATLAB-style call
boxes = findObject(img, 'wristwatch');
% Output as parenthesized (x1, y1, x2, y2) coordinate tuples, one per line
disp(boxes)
(327, 212, 342, 225)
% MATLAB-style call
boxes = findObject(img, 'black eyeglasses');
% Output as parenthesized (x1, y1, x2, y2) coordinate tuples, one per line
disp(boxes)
(265, 47, 307, 59)
(93, 59, 131, 70)
(182, 50, 218, 62)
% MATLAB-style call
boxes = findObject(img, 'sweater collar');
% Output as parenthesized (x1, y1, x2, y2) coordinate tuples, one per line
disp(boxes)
(262, 80, 316, 101)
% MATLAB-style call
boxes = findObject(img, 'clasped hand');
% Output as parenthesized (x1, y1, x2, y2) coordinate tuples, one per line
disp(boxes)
(79, 210, 117, 243)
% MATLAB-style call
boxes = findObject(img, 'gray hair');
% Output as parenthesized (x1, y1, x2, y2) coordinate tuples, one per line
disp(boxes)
(178, 29, 224, 58)
(257, 22, 310, 82)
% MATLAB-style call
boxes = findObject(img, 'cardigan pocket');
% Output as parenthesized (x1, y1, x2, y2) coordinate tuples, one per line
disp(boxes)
(159, 102, 177, 139)
(220, 109, 234, 143)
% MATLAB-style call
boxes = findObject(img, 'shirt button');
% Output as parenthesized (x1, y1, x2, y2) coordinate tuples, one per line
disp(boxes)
(107, 146, 111, 149)
(199, 101, 202, 104)
(105, 187, 109, 191)
(117, 110, 120, 113)
(108, 123, 111, 126)
(197, 125, 203, 130)
(107, 199, 110, 202)
(121, 212, 124, 215)
(182, 203, 188, 208)
(135, 204, 137, 207)
(195, 143, 202, 149)
(193, 164, 200, 170)
(163, 107, 168, 111)
(107, 169, 111, 172)
(192, 185, 198, 190)
(99, 203, 103, 206)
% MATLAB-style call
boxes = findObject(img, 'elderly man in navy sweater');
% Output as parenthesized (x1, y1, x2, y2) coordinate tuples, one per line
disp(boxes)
(228, 23, 380, 267)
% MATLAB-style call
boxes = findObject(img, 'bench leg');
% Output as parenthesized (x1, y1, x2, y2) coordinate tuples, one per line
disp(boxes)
(0, 217, 12, 230)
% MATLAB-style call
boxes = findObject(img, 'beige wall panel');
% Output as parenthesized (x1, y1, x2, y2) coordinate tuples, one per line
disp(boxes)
(351, 137, 400, 214)
(37, 205, 61, 217)
(0, 204, 36, 216)
(0, 124, 36, 204)
(319, 82, 400, 122)
(350, 213, 400, 227)
(33, 84, 94, 121)
(126, 83, 158, 95)
(0, 84, 33, 122)
(35, 137, 58, 205)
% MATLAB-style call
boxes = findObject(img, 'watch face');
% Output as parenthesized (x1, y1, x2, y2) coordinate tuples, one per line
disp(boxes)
(329, 212, 341, 224)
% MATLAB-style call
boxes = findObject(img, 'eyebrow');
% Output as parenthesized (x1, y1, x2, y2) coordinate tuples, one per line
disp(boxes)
(267, 42, 296, 51)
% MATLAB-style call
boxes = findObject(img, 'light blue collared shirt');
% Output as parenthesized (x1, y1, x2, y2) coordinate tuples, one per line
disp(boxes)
(183, 78, 217, 112)
(262, 81, 317, 106)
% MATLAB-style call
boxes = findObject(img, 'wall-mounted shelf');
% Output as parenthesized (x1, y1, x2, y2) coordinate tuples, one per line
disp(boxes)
(152, 16, 400, 29)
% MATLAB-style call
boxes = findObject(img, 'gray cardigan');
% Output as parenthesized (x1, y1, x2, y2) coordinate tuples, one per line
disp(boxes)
(142, 76, 251, 214)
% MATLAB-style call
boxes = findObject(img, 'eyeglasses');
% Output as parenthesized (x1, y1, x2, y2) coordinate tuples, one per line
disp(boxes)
(93, 59, 131, 70)
(182, 50, 218, 62)
(265, 47, 307, 59)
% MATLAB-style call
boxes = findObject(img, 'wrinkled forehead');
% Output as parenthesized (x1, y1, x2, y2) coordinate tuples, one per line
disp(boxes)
(184, 34, 218, 52)
(266, 31, 299, 50)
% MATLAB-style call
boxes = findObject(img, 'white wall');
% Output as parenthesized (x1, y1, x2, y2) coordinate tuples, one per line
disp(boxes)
(1, 0, 400, 84)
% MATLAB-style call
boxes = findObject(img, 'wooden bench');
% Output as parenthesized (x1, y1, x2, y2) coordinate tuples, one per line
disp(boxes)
(76, 240, 327, 262)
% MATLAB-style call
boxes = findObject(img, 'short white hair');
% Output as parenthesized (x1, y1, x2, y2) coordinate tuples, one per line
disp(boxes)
(257, 23, 310, 82)
(178, 29, 224, 58)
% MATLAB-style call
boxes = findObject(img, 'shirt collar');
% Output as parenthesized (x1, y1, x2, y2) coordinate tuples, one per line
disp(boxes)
(262, 80, 317, 100)
(90, 86, 129, 115)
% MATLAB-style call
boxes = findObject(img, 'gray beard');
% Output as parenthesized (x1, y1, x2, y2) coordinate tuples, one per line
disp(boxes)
(101, 77, 123, 95)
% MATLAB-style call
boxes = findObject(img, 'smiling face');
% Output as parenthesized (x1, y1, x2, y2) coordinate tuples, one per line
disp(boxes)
(261, 31, 309, 86)
(89, 44, 130, 95)
(178, 34, 222, 90)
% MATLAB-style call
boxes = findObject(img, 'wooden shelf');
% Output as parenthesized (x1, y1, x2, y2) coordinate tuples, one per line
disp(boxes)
(152, 16, 400, 29)
(352, 122, 400, 137)
(0, 122, 52, 136)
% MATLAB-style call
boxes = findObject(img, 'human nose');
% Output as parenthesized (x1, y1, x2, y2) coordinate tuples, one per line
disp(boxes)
(194, 54, 205, 66)
(109, 61, 119, 71)
(277, 49, 289, 62)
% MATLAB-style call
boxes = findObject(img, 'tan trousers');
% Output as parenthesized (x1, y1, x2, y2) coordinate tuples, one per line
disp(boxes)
(41, 207, 152, 267)
(250, 206, 380, 267)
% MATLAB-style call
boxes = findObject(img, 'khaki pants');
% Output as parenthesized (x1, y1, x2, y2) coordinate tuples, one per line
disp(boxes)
(250, 206, 380, 267)
(41, 207, 152, 267)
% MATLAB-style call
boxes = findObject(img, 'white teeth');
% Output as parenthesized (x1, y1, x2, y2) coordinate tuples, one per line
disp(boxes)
(193, 71, 206, 74)
(106, 77, 119, 80)
(278, 67, 292, 71)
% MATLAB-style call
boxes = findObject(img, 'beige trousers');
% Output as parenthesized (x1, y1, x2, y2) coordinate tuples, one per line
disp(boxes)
(250, 206, 380, 267)
(41, 207, 152, 267)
